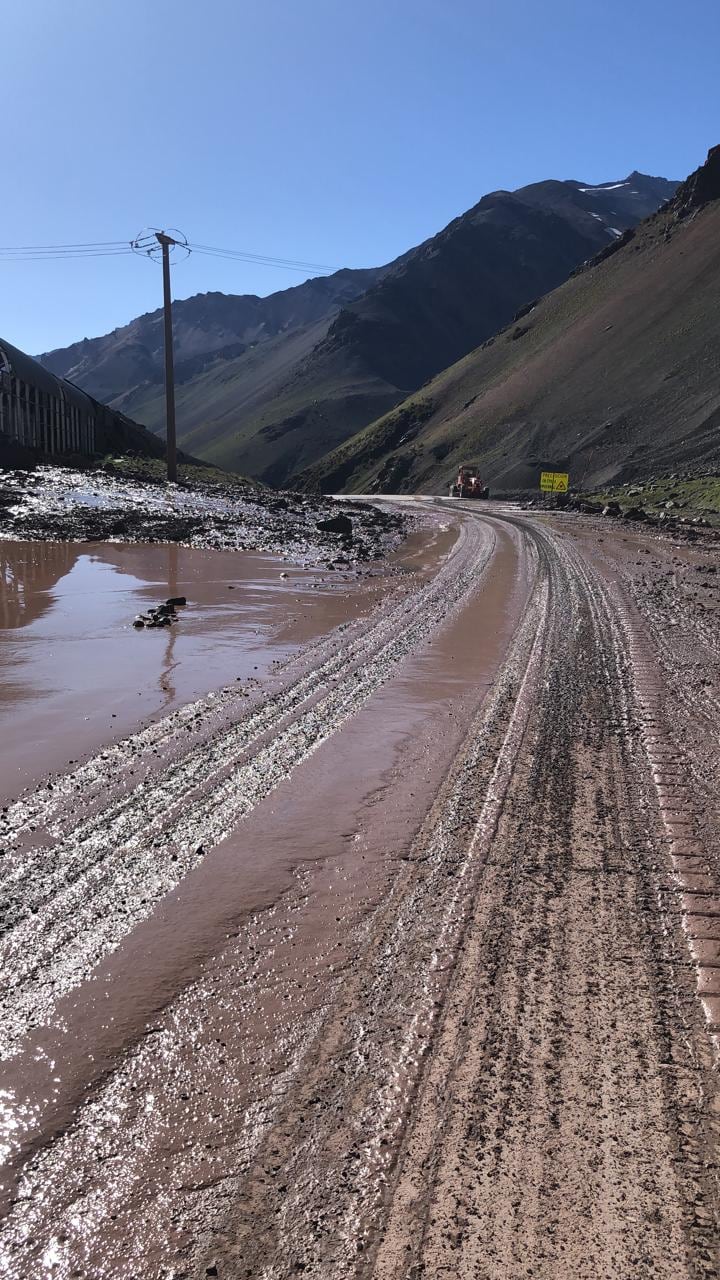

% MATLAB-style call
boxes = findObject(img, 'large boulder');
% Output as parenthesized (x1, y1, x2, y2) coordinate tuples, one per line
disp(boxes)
(316, 513, 353, 536)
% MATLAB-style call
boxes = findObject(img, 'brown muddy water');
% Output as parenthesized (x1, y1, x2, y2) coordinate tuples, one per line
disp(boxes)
(0, 540, 380, 802)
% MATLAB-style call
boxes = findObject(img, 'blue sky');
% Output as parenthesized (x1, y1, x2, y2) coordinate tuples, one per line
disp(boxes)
(2, 0, 718, 354)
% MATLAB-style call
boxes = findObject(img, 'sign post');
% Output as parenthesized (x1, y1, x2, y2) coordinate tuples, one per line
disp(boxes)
(540, 471, 569, 494)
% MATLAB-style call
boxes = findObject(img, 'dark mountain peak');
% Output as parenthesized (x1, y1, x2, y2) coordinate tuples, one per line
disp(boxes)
(477, 187, 513, 201)
(561, 171, 677, 201)
(670, 144, 720, 216)
(625, 168, 676, 184)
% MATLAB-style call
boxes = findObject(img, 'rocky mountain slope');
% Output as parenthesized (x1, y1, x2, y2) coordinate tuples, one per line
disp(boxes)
(297, 148, 719, 496)
(40, 266, 387, 414)
(39, 173, 675, 485)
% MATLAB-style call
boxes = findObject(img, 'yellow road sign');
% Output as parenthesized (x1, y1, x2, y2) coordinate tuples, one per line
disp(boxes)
(540, 470, 569, 493)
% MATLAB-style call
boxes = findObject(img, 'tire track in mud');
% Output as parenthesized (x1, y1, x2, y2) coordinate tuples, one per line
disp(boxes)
(3, 508, 720, 1280)
(189, 531, 550, 1278)
(195, 510, 720, 1280)
(603, 567, 720, 1056)
(568, 526, 720, 1058)
(0, 518, 496, 1059)
(372, 516, 720, 1280)
(0, 510, 527, 1278)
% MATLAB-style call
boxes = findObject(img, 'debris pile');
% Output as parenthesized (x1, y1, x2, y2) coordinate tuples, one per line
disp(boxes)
(0, 464, 406, 564)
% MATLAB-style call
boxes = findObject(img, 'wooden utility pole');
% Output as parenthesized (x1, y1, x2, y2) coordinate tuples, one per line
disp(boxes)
(155, 232, 178, 483)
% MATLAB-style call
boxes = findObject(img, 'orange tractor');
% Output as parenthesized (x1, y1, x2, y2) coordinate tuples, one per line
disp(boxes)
(450, 464, 489, 499)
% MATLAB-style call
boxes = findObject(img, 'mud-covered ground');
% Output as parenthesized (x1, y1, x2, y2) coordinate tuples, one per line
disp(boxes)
(1, 500, 720, 1279)
(0, 464, 405, 562)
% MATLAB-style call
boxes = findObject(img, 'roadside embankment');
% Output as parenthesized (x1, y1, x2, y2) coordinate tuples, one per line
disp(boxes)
(0, 458, 406, 563)
(531, 471, 720, 531)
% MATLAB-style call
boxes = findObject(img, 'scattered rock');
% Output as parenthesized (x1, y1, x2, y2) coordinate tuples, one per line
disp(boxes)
(134, 598, 186, 630)
(0, 465, 405, 566)
(316, 513, 353, 537)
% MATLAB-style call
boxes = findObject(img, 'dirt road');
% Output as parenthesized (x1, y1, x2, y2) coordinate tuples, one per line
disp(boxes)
(1, 503, 719, 1279)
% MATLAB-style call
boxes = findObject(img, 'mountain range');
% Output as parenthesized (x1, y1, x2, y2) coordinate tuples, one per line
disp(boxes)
(39, 170, 676, 486)
(298, 145, 720, 496)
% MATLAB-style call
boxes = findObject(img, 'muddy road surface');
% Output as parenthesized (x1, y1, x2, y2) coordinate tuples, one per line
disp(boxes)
(1, 502, 720, 1279)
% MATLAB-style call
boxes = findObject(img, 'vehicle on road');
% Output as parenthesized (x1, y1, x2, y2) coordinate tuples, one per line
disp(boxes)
(449, 463, 490, 499)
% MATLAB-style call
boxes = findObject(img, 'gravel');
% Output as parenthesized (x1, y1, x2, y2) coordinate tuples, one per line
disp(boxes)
(0, 464, 406, 563)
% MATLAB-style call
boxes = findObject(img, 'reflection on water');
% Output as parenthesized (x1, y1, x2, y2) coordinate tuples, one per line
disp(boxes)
(0, 542, 80, 630)
(159, 543, 179, 706)
(0, 538, 325, 800)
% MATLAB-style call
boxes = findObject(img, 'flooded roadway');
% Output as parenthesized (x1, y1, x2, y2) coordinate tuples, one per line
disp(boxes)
(0, 540, 394, 800)
(1, 504, 720, 1279)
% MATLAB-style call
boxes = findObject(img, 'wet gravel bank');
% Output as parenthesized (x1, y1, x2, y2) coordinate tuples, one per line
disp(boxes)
(0, 465, 405, 563)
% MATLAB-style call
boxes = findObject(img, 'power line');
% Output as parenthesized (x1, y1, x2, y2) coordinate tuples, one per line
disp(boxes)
(0, 252, 135, 263)
(0, 248, 133, 256)
(0, 244, 133, 262)
(0, 240, 128, 252)
(0, 236, 334, 272)
(187, 242, 331, 272)
(189, 246, 328, 274)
